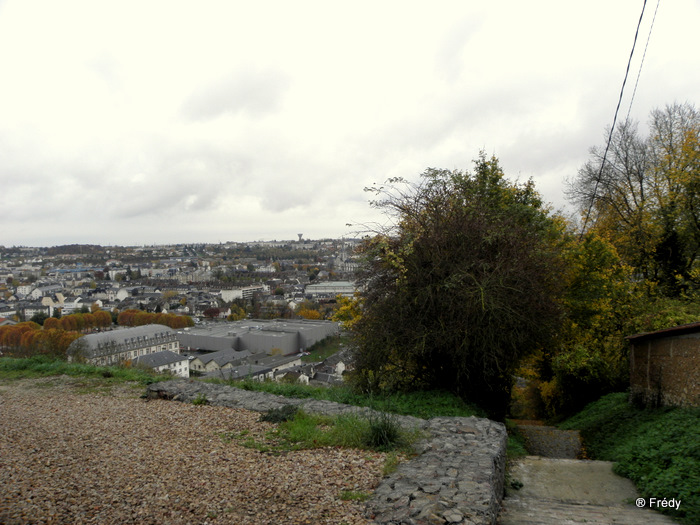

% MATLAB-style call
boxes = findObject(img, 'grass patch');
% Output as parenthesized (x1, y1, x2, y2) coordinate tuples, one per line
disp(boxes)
(339, 490, 372, 502)
(191, 392, 208, 405)
(204, 377, 483, 420)
(381, 451, 402, 476)
(301, 334, 349, 362)
(228, 407, 420, 457)
(504, 419, 528, 459)
(559, 392, 699, 524)
(0, 355, 165, 385)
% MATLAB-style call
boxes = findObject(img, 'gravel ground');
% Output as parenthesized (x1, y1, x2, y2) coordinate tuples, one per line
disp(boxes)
(0, 377, 387, 525)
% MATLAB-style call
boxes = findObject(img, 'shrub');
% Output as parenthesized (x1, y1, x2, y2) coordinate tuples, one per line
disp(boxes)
(364, 410, 404, 451)
(260, 404, 298, 423)
(192, 393, 208, 406)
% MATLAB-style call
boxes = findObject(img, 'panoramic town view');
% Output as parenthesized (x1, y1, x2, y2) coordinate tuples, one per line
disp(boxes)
(2, 1, 699, 524)
(0, 237, 358, 382)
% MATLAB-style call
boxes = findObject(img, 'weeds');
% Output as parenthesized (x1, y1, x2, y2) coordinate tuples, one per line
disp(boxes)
(227, 407, 418, 457)
(504, 419, 528, 459)
(259, 404, 298, 423)
(339, 490, 372, 502)
(381, 451, 402, 476)
(364, 410, 403, 451)
(192, 393, 208, 405)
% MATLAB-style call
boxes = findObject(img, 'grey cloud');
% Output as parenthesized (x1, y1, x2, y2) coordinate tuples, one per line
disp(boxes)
(181, 66, 290, 121)
(101, 141, 256, 221)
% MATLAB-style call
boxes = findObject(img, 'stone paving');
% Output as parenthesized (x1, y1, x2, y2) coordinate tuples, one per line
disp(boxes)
(147, 379, 508, 525)
(497, 453, 679, 524)
(514, 423, 582, 459)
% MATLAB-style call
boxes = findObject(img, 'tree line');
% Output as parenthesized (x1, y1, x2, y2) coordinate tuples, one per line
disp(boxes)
(347, 102, 700, 419)
(1, 310, 195, 358)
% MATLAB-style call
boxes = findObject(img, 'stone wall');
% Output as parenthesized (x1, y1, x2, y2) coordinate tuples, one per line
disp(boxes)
(147, 380, 508, 525)
(629, 332, 700, 407)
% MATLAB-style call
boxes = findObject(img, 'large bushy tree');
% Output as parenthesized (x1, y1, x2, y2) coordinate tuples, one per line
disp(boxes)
(351, 154, 566, 418)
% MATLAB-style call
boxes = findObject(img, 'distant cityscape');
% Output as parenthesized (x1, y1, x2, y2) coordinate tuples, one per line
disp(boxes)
(0, 237, 361, 320)
(0, 238, 363, 383)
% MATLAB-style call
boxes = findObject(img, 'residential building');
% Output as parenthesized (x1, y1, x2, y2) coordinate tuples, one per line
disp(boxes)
(134, 350, 189, 378)
(304, 281, 356, 299)
(220, 284, 267, 302)
(67, 324, 181, 366)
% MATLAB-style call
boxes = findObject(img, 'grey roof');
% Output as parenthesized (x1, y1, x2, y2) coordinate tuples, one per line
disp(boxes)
(204, 364, 269, 380)
(68, 324, 178, 358)
(322, 348, 350, 367)
(251, 354, 301, 368)
(81, 324, 176, 347)
(310, 372, 345, 385)
(175, 318, 339, 354)
(192, 349, 238, 367)
(134, 350, 187, 368)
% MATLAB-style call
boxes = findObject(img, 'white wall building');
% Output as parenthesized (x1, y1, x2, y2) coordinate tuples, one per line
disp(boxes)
(67, 324, 181, 366)
(134, 350, 189, 378)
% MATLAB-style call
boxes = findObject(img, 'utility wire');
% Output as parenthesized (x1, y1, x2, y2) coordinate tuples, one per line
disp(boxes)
(625, 0, 661, 125)
(580, 0, 650, 238)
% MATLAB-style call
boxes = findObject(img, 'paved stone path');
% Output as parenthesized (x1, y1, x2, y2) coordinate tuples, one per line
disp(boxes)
(498, 426, 678, 524)
(515, 422, 582, 459)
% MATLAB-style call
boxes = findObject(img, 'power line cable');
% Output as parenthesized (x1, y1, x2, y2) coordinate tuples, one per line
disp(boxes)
(625, 0, 661, 125)
(580, 0, 650, 237)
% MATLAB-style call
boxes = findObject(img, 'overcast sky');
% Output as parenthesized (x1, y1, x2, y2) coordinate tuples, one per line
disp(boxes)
(1, 1, 699, 247)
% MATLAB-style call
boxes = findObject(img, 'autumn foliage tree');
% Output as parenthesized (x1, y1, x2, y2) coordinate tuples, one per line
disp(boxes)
(117, 309, 194, 329)
(297, 307, 322, 320)
(203, 307, 221, 320)
(227, 303, 247, 321)
(568, 102, 700, 296)
(0, 322, 82, 358)
(351, 155, 567, 418)
(331, 294, 362, 329)
(54, 311, 112, 333)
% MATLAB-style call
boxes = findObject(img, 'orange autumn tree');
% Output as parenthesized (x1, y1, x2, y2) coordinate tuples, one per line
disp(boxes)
(117, 309, 194, 329)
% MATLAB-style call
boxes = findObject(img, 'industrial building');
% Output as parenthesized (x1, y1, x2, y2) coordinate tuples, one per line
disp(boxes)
(175, 318, 339, 356)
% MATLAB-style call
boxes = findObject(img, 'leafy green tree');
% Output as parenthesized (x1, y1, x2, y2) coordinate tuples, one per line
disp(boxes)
(29, 311, 49, 326)
(533, 232, 637, 416)
(351, 155, 567, 418)
(529, 227, 700, 418)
